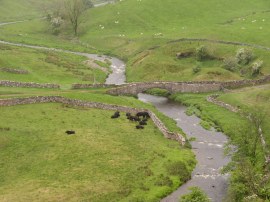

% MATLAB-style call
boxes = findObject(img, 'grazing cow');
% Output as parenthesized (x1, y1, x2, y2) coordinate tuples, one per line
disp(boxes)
(142, 118, 148, 122)
(136, 125, 144, 129)
(126, 112, 131, 117)
(128, 115, 140, 122)
(139, 121, 147, 125)
(136, 112, 150, 119)
(66, 130, 75, 135)
(111, 111, 120, 119)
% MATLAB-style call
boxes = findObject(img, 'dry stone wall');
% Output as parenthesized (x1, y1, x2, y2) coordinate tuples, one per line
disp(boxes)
(0, 80, 60, 89)
(0, 96, 186, 145)
(222, 75, 270, 89)
(207, 94, 239, 113)
(207, 94, 270, 165)
(168, 38, 270, 51)
(72, 83, 117, 89)
(1, 68, 29, 74)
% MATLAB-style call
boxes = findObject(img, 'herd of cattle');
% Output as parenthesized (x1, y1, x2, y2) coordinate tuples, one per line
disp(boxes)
(65, 111, 151, 135)
(111, 111, 150, 129)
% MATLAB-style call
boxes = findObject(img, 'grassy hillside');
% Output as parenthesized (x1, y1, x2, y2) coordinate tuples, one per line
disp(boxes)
(0, 44, 108, 87)
(0, 0, 51, 22)
(0, 87, 196, 201)
(126, 41, 270, 82)
(218, 84, 270, 145)
(0, 103, 194, 201)
(1, 0, 270, 201)
(1, 0, 270, 82)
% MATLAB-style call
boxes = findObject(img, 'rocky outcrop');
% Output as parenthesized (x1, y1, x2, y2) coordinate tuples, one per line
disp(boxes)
(0, 96, 186, 145)
(0, 80, 60, 89)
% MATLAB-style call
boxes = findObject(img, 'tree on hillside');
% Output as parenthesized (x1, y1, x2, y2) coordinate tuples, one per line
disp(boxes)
(63, 0, 93, 35)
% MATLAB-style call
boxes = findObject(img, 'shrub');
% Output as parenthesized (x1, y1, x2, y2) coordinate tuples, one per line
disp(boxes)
(179, 187, 210, 202)
(200, 120, 212, 130)
(192, 65, 201, 74)
(155, 174, 173, 187)
(166, 161, 190, 182)
(195, 45, 209, 61)
(251, 60, 263, 76)
(185, 105, 201, 117)
(236, 48, 253, 65)
(223, 57, 238, 71)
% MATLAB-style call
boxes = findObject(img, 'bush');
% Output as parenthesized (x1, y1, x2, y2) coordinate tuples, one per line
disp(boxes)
(251, 60, 263, 76)
(236, 48, 253, 65)
(179, 187, 210, 202)
(223, 57, 238, 71)
(166, 161, 190, 182)
(192, 65, 201, 74)
(155, 174, 173, 187)
(200, 120, 212, 130)
(195, 45, 209, 61)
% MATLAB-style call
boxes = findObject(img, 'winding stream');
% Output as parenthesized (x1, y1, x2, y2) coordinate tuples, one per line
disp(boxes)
(0, 14, 230, 202)
(0, 40, 126, 85)
(0, 15, 126, 85)
(138, 94, 230, 202)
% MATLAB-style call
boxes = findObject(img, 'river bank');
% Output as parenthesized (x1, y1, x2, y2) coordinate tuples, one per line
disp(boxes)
(138, 93, 230, 202)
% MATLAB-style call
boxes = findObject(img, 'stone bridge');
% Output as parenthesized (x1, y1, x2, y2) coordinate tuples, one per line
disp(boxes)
(106, 75, 270, 96)
(107, 81, 223, 95)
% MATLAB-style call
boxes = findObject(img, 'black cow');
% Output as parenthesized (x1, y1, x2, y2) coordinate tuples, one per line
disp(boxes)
(66, 130, 75, 135)
(136, 112, 150, 119)
(111, 111, 120, 119)
(139, 121, 147, 125)
(126, 112, 131, 117)
(128, 115, 140, 122)
(136, 125, 144, 129)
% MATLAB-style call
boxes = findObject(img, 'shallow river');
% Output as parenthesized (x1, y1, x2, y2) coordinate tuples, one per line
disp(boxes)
(138, 93, 230, 202)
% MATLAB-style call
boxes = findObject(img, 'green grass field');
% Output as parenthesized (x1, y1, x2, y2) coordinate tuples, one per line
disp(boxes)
(0, 88, 195, 201)
(1, 0, 270, 201)
(0, 103, 194, 201)
(1, 0, 270, 82)
(0, 0, 51, 22)
(0, 44, 107, 87)
(218, 84, 270, 146)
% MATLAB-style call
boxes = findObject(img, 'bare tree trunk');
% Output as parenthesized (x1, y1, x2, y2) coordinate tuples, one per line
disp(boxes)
(64, 0, 90, 36)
